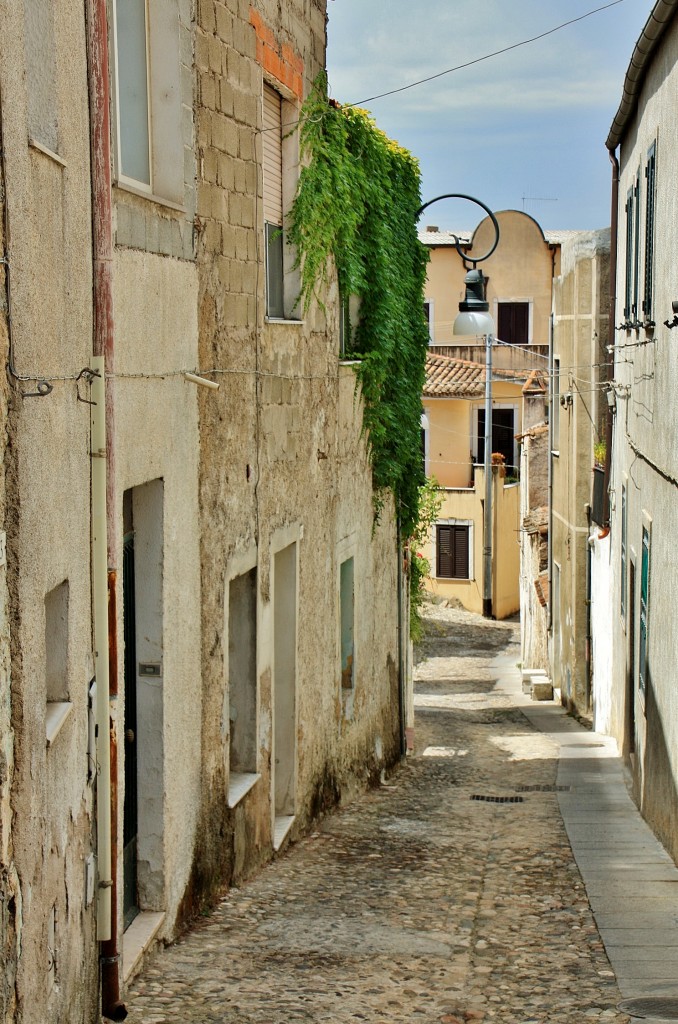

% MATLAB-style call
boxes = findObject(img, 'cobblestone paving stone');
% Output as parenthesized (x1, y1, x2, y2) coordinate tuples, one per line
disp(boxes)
(125, 602, 631, 1024)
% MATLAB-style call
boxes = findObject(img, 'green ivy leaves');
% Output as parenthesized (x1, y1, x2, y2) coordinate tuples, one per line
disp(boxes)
(288, 75, 430, 538)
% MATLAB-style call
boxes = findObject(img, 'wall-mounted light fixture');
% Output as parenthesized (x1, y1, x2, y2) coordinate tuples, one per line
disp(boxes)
(415, 194, 500, 618)
(663, 300, 678, 329)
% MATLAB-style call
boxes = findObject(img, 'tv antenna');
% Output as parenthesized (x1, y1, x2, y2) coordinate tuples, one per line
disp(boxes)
(522, 194, 558, 211)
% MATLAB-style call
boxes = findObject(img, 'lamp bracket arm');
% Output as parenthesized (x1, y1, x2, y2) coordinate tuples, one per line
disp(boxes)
(415, 193, 500, 266)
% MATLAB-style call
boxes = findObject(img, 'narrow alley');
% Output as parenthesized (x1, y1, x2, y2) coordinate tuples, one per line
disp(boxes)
(124, 602, 656, 1024)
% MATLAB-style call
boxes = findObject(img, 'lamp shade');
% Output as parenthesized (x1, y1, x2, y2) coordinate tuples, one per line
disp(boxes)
(453, 267, 494, 337)
(453, 309, 495, 337)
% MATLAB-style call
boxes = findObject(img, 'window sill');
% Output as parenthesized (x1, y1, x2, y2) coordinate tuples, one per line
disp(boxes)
(551, 450, 560, 458)
(339, 359, 362, 366)
(265, 317, 304, 326)
(227, 772, 260, 808)
(28, 138, 67, 168)
(122, 910, 165, 984)
(273, 815, 295, 852)
(46, 701, 73, 747)
(114, 179, 186, 214)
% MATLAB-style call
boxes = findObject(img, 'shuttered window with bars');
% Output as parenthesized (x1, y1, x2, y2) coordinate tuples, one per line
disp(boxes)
(263, 85, 285, 318)
(436, 524, 470, 579)
(643, 141, 656, 324)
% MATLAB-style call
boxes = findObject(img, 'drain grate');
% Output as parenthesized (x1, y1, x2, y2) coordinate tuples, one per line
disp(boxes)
(470, 794, 524, 804)
(515, 784, 571, 793)
(619, 997, 678, 1020)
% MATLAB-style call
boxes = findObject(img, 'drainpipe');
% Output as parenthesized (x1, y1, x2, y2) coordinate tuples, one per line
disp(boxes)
(91, 357, 112, 940)
(84, 0, 124, 1017)
(547, 313, 554, 633)
(396, 516, 407, 756)
(585, 503, 593, 713)
(482, 333, 493, 618)
(602, 147, 620, 528)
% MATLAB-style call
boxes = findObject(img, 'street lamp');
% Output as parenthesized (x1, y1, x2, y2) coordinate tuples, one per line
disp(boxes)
(416, 195, 500, 619)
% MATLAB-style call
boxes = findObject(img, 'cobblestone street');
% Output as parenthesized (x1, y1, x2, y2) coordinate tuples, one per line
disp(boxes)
(125, 603, 631, 1024)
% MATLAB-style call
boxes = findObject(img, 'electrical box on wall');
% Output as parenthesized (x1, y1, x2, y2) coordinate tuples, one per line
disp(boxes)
(87, 680, 96, 783)
(85, 854, 96, 908)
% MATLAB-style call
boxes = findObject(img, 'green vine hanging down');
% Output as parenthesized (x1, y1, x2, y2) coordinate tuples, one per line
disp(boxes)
(288, 75, 430, 539)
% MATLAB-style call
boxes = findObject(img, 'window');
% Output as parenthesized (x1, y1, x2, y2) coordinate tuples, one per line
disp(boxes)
(339, 293, 360, 356)
(643, 142, 656, 324)
(624, 173, 641, 324)
(436, 524, 470, 579)
(264, 84, 285, 318)
(620, 484, 627, 624)
(45, 580, 69, 704)
(423, 300, 434, 343)
(420, 411, 429, 477)
(228, 568, 258, 780)
(45, 580, 72, 746)
(476, 407, 517, 476)
(24, 0, 58, 152)
(340, 558, 355, 691)
(262, 83, 301, 320)
(112, 0, 184, 202)
(497, 302, 529, 345)
(552, 356, 560, 452)
(638, 523, 650, 698)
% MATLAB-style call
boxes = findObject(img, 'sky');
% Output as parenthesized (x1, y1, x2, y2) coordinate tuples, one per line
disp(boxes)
(325, 0, 653, 231)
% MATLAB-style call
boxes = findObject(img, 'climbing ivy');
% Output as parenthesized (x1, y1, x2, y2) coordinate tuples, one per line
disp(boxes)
(288, 75, 430, 538)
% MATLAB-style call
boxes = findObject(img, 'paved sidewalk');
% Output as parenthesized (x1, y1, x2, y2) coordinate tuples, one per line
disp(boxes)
(518, 687, 678, 1007)
(124, 605, 641, 1024)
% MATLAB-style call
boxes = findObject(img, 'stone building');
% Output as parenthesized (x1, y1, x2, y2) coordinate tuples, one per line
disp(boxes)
(604, 0, 678, 862)
(0, 0, 405, 1020)
(549, 230, 610, 715)
(421, 353, 522, 619)
(420, 209, 564, 370)
(0, 0, 99, 1020)
(518, 371, 549, 675)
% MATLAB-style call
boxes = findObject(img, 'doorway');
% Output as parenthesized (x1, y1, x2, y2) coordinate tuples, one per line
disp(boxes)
(477, 407, 518, 476)
(273, 542, 297, 848)
(122, 519, 138, 929)
(122, 481, 165, 928)
(626, 558, 636, 756)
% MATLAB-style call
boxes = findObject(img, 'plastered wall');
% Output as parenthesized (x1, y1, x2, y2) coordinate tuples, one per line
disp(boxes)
(607, 14, 678, 863)
(0, 1, 99, 1020)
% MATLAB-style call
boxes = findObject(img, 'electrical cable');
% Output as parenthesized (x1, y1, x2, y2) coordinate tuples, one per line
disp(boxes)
(259, 0, 626, 135)
(344, 1, 626, 107)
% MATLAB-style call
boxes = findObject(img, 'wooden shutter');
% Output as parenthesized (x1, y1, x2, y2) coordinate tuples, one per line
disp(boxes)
(498, 302, 529, 345)
(626, 186, 639, 317)
(436, 525, 469, 579)
(633, 174, 641, 317)
(452, 526, 470, 579)
(643, 142, 656, 319)
(263, 85, 283, 225)
(437, 526, 453, 578)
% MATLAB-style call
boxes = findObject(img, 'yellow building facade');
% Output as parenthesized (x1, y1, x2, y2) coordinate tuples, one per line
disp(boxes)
(422, 354, 523, 619)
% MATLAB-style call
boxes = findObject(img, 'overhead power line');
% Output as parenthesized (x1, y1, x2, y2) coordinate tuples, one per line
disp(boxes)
(346, 0, 626, 107)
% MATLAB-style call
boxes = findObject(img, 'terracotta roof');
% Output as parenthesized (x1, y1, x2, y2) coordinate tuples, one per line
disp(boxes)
(534, 572, 549, 608)
(418, 228, 471, 247)
(517, 422, 549, 442)
(424, 353, 485, 397)
(523, 369, 548, 395)
(419, 227, 569, 248)
(523, 506, 549, 535)
(424, 352, 527, 398)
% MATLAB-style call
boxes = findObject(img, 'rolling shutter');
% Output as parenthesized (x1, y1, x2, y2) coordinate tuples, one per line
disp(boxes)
(263, 85, 283, 225)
